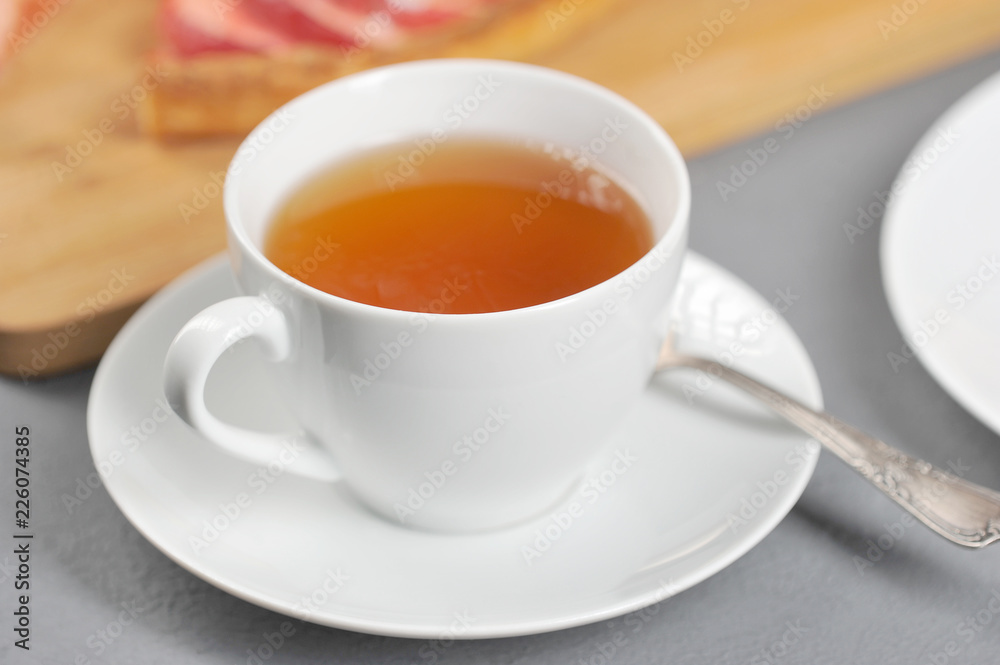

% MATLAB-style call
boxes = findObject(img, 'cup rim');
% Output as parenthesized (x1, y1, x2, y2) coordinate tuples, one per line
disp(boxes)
(224, 58, 691, 321)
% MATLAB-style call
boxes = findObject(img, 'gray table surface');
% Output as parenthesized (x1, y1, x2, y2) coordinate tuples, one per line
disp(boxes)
(4, 48, 1000, 665)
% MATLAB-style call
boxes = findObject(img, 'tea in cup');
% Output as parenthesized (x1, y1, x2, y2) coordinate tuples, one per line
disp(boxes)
(163, 59, 690, 532)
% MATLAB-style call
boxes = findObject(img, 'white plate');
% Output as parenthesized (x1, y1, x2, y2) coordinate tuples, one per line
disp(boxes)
(882, 69, 1000, 434)
(87, 252, 821, 639)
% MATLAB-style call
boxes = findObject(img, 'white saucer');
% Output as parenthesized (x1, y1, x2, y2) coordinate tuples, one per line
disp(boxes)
(88, 252, 822, 639)
(882, 69, 1000, 435)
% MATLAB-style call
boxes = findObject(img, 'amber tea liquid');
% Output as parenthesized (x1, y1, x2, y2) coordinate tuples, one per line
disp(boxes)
(264, 138, 655, 314)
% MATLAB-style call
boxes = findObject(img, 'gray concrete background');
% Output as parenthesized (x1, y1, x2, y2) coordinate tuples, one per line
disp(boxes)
(3, 48, 1000, 665)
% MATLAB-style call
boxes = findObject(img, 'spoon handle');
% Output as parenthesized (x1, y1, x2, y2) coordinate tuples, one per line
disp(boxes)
(659, 353, 1000, 548)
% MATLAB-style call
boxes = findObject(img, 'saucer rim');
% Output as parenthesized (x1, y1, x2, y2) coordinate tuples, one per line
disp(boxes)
(88, 252, 822, 639)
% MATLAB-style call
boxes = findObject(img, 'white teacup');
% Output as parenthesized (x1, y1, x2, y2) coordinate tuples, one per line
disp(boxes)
(163, 59, 690, 533)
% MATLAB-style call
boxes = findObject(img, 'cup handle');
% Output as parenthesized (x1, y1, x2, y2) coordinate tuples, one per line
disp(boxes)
(162, 296, 339, 482)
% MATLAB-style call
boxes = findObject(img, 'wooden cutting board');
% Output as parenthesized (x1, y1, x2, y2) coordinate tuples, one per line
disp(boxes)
(2, 0, 999, 379)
